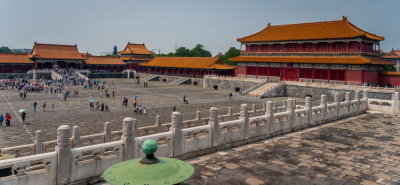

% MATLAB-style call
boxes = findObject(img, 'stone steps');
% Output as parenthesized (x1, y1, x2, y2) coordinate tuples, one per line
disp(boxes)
(170, 77, 191, 85)
(248, 83, 280, 98)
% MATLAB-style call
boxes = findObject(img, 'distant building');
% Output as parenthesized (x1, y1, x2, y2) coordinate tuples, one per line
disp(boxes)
(83, 55, 126, 72)
(139, 57, 235, 77)
(30, 42, 84, 69)
(230, 17, 393, 86)
(382, 49, 400, 71)
(0, 53, 32, 73)
(119, 43, 154, 71)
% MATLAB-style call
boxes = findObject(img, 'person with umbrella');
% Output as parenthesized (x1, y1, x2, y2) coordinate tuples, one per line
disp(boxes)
(19, 109, 27, 124)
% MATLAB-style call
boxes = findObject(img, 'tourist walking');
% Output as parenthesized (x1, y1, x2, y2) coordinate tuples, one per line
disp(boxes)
(173, 106, 176, 112)
(101, 101, 105, 111)
(105, 104, 110, 111)
(143, 107, 146, 115)
(52, 104, 55, 111)
(33, 101, 37, 112)
(23, 92, 27, 99)
(5, 113, 11, 126)
(112, 91, 115, 99)
(0, 114, 4, 126)
(21, 112, 26, 124)
(43, 102, 46, 112)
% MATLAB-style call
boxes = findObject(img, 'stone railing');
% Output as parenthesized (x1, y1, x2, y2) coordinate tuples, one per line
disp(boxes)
(1, 103, 277, 158)
(0, 92, 369, 185)
(367, 92, 400, 114)
(204, 75, 265, 83)
(285, 80, 396, 93)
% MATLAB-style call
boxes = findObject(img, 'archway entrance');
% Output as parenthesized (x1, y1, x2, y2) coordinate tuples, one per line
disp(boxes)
(57, 61, 68, 69)
(43, 62, 53, 69)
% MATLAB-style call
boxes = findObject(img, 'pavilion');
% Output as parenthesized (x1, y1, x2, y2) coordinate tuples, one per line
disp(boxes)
(119, 42, 154, 71)
(139, 57, 235, 77)
(230, 17, 394, 86)
(30, 42, 85, 69)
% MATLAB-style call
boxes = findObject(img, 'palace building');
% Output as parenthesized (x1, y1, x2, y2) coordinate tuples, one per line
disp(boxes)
(231, 17, 394, 85)
(119, 43, 154, 71)
(0, 53, 32, 73)
(138, 57, 235, 77)
(30, 42, 85, 69)
(83, 55, 127, 72)
(382, 49, 400, 72)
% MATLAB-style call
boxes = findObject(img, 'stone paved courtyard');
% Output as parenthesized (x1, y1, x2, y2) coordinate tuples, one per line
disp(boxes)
(0, 79, 302, 147)
(187, 113, 400, 185)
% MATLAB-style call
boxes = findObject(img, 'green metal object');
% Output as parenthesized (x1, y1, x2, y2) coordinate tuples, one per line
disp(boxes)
(103, 139, 194, 185)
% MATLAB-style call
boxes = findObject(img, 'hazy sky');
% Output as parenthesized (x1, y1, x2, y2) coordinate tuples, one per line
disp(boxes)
(1, 0, 399, 55)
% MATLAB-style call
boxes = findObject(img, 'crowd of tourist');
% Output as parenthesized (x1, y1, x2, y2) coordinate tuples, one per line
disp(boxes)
(53, 67, 86, 86)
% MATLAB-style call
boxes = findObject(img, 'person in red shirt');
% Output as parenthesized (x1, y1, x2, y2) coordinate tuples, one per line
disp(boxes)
(5, 113, 11, 126)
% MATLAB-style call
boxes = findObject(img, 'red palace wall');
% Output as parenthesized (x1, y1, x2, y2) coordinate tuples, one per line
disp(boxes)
(363, 71, 379, 84)
(379, 75, 400, 87)
(345, 70, 363, 83)
(237, 66, 247, 75)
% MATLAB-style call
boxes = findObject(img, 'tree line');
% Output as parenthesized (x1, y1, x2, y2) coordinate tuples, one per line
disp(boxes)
(155, 44, 240, 66)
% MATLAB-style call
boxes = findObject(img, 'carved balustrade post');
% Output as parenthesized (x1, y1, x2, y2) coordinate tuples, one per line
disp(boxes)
(241, 104, 249, 140)
(320, 95, 327, 123)
(34, 130, 43, 154)
(104, 122, 111, 143)
(122, 117, 136, 160)
(210, 107, 220, 147)
(286, 99, 294, 132)
(265, 101, 274, 137)
(305, 97, 312, 126)
(171, 112, 183, 156)
(155, 115, 162, 133)
(56, 125, 71, 185)
(72, 126, 80, 148)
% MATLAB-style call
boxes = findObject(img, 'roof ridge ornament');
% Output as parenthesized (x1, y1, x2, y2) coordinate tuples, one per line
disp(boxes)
(267, 22, 271, 27)
(342, 16, 348, 21)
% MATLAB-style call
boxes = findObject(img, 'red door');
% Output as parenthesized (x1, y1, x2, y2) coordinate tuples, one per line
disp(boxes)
(285, 69, 299, 81)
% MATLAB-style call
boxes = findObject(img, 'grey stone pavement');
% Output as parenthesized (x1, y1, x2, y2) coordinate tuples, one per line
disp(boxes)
(186, 113, 400, 185)
(0, 79, 305, 147)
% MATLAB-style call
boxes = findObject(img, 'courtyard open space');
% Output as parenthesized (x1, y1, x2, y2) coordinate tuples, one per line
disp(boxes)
(0, 79, 300, 148)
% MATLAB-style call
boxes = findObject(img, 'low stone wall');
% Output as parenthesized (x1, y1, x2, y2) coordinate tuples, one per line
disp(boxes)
(204, 76, 261, 91)
(0, 73, 32, 79)
(286, 85, 394, 101)
(0, 94, 368, 185)
(88, 73, 127, 79)
(147, 74, 203, 86)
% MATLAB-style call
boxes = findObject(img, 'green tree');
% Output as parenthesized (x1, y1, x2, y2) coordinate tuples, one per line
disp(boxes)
(221, 47, 240, 66)
(175, 47, 192, 57)
(0, 46, 12, 53)
(112, 45, 118, 55)
(384, 65, 397, 71)
(190, 44, 211, 57)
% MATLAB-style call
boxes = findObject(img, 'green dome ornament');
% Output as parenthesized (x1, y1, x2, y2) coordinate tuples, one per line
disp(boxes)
(103, 139, 194, 185)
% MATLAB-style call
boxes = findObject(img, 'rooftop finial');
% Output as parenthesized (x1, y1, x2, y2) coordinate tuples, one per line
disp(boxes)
(342, 16, 348, 21)
(267, 22, 271, 27)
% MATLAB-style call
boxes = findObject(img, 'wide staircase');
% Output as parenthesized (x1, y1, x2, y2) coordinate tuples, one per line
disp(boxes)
(51, 70, 63, 81)
(75, 70, 89, 81)
(141, 75, 160, 82)
(170, 77, 191, 85)
(248, 83, 280, 98)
